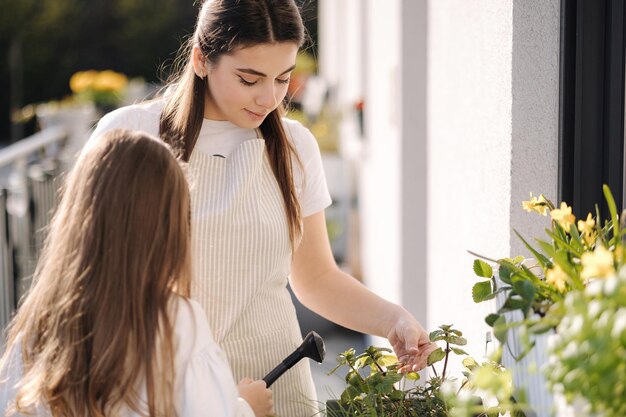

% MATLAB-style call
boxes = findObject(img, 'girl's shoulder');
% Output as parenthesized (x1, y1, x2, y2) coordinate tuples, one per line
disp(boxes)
(91, 99, 164, 139)
(169, 296, 216, 354)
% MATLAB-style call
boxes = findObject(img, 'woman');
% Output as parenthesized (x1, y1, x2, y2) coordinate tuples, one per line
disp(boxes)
(0, 129, 273, 417)
(89, 1, 436, 415)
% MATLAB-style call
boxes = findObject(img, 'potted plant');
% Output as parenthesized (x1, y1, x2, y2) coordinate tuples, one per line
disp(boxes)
(470, 185, 626, 416)
(324, 325, 526, 417)
(470, 186, 622, 357)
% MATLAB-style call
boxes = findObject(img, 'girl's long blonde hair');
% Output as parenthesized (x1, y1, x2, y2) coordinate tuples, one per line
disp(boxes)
(1, 129, 191, 417)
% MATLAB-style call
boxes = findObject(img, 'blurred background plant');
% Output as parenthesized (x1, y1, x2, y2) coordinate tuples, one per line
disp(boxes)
(69, 69, 128, 111)
(1, 0, 318, 143)
(545, 267, 626, 417)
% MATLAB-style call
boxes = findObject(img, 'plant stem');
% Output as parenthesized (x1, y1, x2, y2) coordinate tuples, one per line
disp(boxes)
(467, 250, 500, 264)
(442, 341, 450, 380)
(457, 380, 468, 395)
(368, 351, 386, 374)
(431, 365, 438, 378)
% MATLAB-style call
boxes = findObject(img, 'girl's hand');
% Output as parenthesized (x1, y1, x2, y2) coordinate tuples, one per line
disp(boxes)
(237, 378, 274, 417)
(386, 314, 438, 373)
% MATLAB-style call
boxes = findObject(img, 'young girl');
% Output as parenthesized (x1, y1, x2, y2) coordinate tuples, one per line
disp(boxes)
(0, 129, 273, 417)
(89, 1, 437, 415)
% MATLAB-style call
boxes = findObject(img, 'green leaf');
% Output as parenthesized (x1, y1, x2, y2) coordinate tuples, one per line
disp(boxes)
(429, 329, 445, 342)
(513, 229, 552, 268)
(604, 184, 619, 243)
(472, 281, 494, 303)
(527, 319, 557, 334)
(473, 259, 493, 278)
(389, 389, 406, 400)
(450, 346, 469, 356)
(512, 280, 536, 302)
(493, 315, 508, 344)
(498, 262, 516, 285)
(499, 297, 528, 313)
(567, 223, 584, 252)
(501, 255, 525, 265)
(427, 347, 446, 366)
(535, 239, 556, 258)
(485, 313, 501, 327)
(376, 354, 398, 367)
(463, 356, 479, 368)
(448, 335, 468, 346)
(405, 371, 420, 381)
(545, 229, 582, 257)
(341, 385, 362, 402)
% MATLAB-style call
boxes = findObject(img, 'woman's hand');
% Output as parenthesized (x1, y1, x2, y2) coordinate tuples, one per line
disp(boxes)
(386, 314, 438, 373)
(237, 378, 274, 417)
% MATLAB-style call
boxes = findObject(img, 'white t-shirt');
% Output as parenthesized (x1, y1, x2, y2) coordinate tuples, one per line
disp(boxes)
(0, 297, 254, 417)
(88, 100, 332, 217)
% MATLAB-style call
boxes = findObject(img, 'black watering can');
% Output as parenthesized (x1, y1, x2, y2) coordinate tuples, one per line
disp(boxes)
(262, 331, 326, 387)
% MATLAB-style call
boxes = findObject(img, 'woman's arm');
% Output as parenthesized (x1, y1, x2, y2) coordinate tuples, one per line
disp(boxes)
(290, 210, 436, 371)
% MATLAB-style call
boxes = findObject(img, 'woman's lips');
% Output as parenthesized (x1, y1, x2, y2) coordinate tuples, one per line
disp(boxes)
(245, 109, 267, 121)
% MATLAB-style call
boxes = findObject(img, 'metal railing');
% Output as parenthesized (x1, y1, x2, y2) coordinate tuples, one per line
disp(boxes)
(0, 125, 70, 336)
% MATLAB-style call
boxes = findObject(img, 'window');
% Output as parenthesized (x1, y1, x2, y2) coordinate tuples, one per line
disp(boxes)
(559, 0, 626, 216)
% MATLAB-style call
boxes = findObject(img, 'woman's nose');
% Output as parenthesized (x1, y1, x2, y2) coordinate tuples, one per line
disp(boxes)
(255, 84, 278, 109)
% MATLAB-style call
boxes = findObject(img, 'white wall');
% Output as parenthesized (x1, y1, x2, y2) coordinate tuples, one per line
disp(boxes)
(319, 0, 561, 386)
(428, 0, 514, 369)
(427, 0, 560, 379)
(359, 0, 403, 314)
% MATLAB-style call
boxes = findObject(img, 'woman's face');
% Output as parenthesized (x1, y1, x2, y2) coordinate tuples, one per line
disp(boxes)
(203, 42, 299, 128)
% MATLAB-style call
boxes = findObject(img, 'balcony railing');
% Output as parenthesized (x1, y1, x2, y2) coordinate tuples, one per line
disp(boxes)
(0, 102, 100, 342)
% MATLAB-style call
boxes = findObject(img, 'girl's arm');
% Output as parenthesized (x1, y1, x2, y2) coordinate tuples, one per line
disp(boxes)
(290, 210, 437, 371)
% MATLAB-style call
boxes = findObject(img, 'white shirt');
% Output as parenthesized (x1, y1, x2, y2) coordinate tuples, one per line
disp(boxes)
(0, 298, 255, 417)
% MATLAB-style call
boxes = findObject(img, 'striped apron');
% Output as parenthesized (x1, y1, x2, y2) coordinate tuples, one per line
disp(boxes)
(189, 139, 318, 417)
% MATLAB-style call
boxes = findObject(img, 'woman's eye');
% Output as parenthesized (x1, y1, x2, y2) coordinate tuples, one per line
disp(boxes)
(276, 78, 290, 85)
(238, 76, 257, 86)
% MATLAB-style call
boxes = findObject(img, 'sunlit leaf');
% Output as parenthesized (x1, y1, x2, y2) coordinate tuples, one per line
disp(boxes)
(473, 259, 493, 278)
(427, 347, 446, 366)
(405, 371, 420, 380)
(451, 346, 469, 356)
(448, 335, 468, 346)
(462, 357, 479, 370)
(429, 329, 445, 342)
(473, 281, 494, 303)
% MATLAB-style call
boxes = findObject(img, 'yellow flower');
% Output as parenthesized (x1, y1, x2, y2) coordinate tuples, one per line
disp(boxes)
(577, 213, 597, 246)
(550, 202, 576, 231)
(546, 264, 568, 292)
(69, 70, 98, 94)
(92, 70, 128, 92)
(581, 245, 615, 281)
(522, 193, 549, 216)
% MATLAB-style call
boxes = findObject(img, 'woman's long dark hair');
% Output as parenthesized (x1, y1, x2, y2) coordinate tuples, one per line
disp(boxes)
(160, 0, 305, 248)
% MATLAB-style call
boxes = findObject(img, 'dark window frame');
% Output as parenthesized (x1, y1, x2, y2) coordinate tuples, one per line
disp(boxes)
(559, 0, 626, 217)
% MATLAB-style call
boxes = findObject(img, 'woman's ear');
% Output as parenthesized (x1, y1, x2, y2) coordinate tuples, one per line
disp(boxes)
(192, 46, 207, 79)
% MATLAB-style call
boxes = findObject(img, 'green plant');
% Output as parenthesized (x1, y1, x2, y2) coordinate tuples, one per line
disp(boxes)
(324, 325, 526, 417)
(545, 271, 626, 417)
(470, 186, 622, 358)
